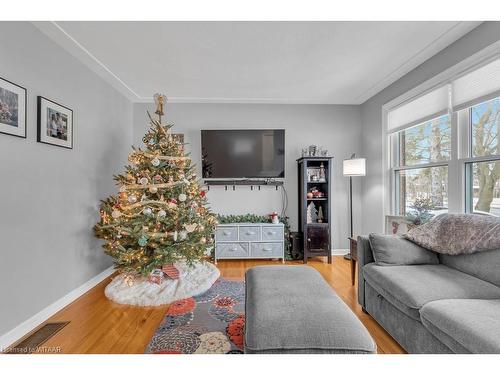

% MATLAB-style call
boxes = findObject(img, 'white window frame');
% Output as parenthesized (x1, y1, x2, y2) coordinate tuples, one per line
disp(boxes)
(461, 99, 500, 214)
(390, 114, 454, 216)
(382, 41, 500, 223)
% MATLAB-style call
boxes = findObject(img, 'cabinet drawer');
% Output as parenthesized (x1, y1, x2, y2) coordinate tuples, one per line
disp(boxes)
(251, 242, 283, 258)
(261, 226, 284, 241)
(216, 226, 238, 241)
(239, 226, 261, 241)
(217, 242, 249, 258)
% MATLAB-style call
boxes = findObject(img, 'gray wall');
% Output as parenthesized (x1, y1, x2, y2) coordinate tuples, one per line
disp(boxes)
(360, 21, 500, 234)
(0, 22, 132, 337)
(134, 103, 363, 250)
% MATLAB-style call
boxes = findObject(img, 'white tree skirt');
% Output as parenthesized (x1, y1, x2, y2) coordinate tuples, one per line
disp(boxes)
(104, 261, 220, 306)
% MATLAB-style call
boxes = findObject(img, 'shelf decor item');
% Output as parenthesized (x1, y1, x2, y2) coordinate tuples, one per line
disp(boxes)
(0, 76, 27, 138)
(343, 154, 366, 260)
(37, 96, 73, 149)
(297, 156, 333, 264)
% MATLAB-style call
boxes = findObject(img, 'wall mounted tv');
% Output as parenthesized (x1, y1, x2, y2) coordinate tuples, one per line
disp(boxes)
(201, 129, 285, 179)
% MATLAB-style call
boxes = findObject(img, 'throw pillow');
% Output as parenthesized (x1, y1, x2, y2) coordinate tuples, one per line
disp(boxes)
(368, 233, 439, 266)
(405, 213, 500, 255)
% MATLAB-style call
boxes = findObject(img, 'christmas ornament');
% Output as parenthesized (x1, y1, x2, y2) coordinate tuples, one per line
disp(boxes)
(111, 210, 122, 219)
(151, 158, 160, 167)
(200, 190, 206, 198)
(148, 138, 156, 146)
(143, 207, 153, 216)
(138, 235, 148, 247)
(179, 193, 187, 202)
(128, 195, 137, 203)
(200, 237, 207, 244)
(172, 231, 178, 241)
(158, 210, 166, 218)
(149, 186, 158, 193)
(141, 194, 147, 202)
(184, 223, 197, 233)
(139, 177, 148, 185)
(119, 185, 126, 193)
(179, 230, 187, 240)
(154, 174, 163, 182)
(167, 199, 177, 209)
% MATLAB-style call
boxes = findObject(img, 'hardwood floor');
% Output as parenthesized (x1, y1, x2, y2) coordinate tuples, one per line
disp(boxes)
(16, 256, 405, 354)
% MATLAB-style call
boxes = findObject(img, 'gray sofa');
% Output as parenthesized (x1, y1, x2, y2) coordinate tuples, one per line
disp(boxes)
(357, 235, 500, 353)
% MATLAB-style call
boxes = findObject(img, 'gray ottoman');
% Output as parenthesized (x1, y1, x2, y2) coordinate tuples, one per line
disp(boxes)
(245, 265, 376, 354)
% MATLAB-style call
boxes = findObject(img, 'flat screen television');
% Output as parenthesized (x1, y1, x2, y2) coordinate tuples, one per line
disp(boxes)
(201, 129, 285, 179)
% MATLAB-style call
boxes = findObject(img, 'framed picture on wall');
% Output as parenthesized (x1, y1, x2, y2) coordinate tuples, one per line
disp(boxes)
(0, 76, 27, 138)
(37, 96, 73, 149)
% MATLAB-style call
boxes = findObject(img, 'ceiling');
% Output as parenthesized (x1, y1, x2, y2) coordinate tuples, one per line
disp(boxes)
(34, 21, 481, 104)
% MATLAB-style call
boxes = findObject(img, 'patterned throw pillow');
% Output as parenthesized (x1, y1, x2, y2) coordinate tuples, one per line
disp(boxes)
(405, 214, 500, 255)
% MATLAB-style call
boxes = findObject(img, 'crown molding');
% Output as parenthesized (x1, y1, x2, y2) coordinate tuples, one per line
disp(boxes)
(135, 96, 352, 105)
(32, 21, 141, 102)
(355, 21, 483, 104)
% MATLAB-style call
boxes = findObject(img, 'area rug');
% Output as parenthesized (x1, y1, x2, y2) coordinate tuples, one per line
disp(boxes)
(146, 278, 245, 354)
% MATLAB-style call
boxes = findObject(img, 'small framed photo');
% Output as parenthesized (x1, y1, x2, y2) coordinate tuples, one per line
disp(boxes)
(385, 215, 412, 235)
(37, 96, 73, 149)
(0, 76, 27, 138)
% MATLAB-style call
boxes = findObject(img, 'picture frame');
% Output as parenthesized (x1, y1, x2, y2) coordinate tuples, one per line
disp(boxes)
(0, 76, 27, 138)
(385, 215, 413, 235)
(37, 96, 73, 149)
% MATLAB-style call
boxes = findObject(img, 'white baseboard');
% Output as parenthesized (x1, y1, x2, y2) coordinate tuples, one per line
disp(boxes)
(0, 265, 114, 350)
(332, 248, 349, 256)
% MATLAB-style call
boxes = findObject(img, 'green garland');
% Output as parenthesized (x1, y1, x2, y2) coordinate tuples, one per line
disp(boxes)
(216, 214, 292, 260)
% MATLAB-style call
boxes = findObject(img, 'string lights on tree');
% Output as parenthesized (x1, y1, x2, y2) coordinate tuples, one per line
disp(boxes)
(94, 94, 217, 280)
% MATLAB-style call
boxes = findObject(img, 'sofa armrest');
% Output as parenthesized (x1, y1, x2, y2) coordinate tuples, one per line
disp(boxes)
(357, 235, 374, 308)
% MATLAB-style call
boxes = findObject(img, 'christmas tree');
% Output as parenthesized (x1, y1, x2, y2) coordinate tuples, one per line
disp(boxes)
(94, 95, 217, 277)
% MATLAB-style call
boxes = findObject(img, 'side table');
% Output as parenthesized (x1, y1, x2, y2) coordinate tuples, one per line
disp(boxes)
(348, 237, 358, 286)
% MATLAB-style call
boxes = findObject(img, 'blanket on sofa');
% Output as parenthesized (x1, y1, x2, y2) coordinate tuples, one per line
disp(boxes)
(405, 214, 500, 255)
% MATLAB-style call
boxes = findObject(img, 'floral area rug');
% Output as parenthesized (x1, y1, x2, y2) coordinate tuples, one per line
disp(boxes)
(146, 278, 245, 354)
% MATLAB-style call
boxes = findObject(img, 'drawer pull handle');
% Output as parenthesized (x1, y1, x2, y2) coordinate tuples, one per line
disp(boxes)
(229, 246, 238, 252)
(266, 231, 276, 235)
(246, 231, 256, 235)
(263, 247, 272, 251)
(223, 231, 231, 236)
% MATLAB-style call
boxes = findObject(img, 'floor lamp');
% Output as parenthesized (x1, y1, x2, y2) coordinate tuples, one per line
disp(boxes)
(343, 154, 366, 260)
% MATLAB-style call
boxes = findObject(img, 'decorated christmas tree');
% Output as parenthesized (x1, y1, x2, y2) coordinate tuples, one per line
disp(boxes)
(94, 94, 217, 278)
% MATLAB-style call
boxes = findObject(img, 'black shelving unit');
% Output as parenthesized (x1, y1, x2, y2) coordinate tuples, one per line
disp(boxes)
(297, 157, 333, 264)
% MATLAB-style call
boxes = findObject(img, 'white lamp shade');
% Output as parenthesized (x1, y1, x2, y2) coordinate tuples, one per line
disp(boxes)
(343, 158, 366, 176)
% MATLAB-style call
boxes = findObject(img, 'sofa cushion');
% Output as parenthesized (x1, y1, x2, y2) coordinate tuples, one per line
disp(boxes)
(363, 263, 500, 321)
(368, 234, 439, 266)
(420, 299, 500, 354)
(245, 266, 376, 354)
(440, 249, 500, 287)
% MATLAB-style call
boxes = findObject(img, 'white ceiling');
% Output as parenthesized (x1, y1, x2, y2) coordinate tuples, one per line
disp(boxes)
(34, 21, 481, 104)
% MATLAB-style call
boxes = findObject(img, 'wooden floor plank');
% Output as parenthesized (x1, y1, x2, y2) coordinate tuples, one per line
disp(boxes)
(16, 256, 405, 354)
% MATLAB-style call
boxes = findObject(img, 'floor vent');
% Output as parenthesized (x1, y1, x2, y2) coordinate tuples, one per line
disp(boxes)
(5, 322, 69, 354)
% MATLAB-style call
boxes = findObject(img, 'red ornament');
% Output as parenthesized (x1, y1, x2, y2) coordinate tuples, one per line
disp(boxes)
(200, 190, 206, 198)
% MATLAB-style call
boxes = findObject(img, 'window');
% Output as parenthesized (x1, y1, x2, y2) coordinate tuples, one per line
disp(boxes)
(466, 97, 500, 216)
(388, 56, 500, 222)
(391, 97, 500, 221)
(394, 115, 450, 221)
